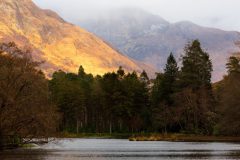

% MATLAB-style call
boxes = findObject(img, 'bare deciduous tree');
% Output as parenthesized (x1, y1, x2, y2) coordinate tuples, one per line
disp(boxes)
(0, 42, 59, 142)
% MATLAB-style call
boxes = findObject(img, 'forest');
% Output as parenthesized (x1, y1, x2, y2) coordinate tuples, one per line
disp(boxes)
(0, 40, 240, 147)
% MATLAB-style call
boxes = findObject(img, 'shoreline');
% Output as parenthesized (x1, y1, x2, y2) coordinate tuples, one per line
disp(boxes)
(58, 133, 131, 139)
(58, 133, 240, 142)
(2, 133, 240, 150)
(129, 134, 240, 142)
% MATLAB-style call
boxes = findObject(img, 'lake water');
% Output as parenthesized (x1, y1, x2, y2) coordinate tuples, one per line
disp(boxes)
(1, 138, 240, 160)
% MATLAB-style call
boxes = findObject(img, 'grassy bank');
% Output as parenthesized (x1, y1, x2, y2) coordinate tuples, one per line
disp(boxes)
(0, 135, 22, 150)
(129, 134, 240, 142)
(59, 132, 240, 142)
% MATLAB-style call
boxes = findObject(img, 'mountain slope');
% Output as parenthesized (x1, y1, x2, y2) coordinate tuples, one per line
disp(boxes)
(233, 41, 240, 57)
(79, 8, 240, 81)
(0, 0, 154, 77)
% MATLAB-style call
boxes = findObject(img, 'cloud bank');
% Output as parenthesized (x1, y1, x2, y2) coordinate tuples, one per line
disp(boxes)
(33, 0, 240, 31)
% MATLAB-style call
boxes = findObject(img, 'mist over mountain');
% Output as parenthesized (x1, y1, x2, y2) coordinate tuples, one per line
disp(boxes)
(0, 1, 154, 77)
(79, 8, 240, 81)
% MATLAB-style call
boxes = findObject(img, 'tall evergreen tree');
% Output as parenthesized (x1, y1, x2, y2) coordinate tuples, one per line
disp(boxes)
(165, 53, 179, 81)
(181, 40, 212, 89)
(78, 65, 85, 78)
(151, 53, 179, 132)
(163, 53, 179, 105)
(140, 70, 149, 83)
(117, 66, 125, 79)
(226, 56, 240, 73)
(178, 40, 215, 134)
(151, 53, 178, 106)
(216, 56, 240, 135)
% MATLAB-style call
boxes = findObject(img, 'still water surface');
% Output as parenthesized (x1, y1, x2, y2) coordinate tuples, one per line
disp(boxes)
(1, 138, 240, 160)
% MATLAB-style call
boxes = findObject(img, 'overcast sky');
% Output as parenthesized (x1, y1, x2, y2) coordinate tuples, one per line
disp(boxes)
(33, 0, 240, 31)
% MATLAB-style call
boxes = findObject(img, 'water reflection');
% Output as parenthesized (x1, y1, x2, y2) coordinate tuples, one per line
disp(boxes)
(0, 149, 47, 160)
(0, 139, 240, 160)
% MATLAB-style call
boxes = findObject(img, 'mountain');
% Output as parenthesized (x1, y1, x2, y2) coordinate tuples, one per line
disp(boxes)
(79, 8, 240, 81)
(0, 0, 155, 78)
(233, 41, 240, 57)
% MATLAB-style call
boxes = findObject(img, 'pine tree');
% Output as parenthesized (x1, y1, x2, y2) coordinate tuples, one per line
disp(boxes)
(181, 40, 212, 89)
(163, 53, 179, 105)
(178, 40, 215, 134)
(117, 66, 125, 79)
(164, 53, 178, 81)
(140, 70, 149, 83)
(226, 56, 240, 74)
(216, 56, 240, 135)
(151, 53, 179, 132)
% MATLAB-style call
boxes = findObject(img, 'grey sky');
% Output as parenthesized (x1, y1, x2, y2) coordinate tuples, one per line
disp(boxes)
(33, 0, 240, 31)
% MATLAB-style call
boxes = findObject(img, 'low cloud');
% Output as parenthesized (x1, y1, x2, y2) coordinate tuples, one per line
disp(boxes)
(33, 0, 240, 31)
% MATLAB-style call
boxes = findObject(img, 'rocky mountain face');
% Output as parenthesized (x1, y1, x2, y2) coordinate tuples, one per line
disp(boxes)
(0, 0, 155, 77)
(79, 8, 240, 81)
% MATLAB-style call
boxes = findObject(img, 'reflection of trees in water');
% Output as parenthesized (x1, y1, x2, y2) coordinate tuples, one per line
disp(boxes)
(1, 149, 240, 160)
(0, 149, 48, 160)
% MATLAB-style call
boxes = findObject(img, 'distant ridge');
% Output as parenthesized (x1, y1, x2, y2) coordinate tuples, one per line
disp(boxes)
(79, 8, 240, 81)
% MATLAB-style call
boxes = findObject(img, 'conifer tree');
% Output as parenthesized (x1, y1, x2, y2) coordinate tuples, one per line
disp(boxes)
(163, 53, 179, 104)
(140, 70, 149, 83)
(226, 56, 240, 73)
(181, 40, 212, 89)
(78, 65, 85, 78)
(178, 40, 215, 134)
(151, 53, 179, 132)
(216, 56, 240, 135)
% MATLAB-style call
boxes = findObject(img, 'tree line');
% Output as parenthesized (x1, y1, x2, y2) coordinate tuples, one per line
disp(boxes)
(49, 66, 151, 134)
(0, 40, 240, 147)
(49, 39, 240, 136)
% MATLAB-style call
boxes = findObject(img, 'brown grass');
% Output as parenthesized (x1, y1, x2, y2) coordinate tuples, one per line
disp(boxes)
(129, 134, 240, 142)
